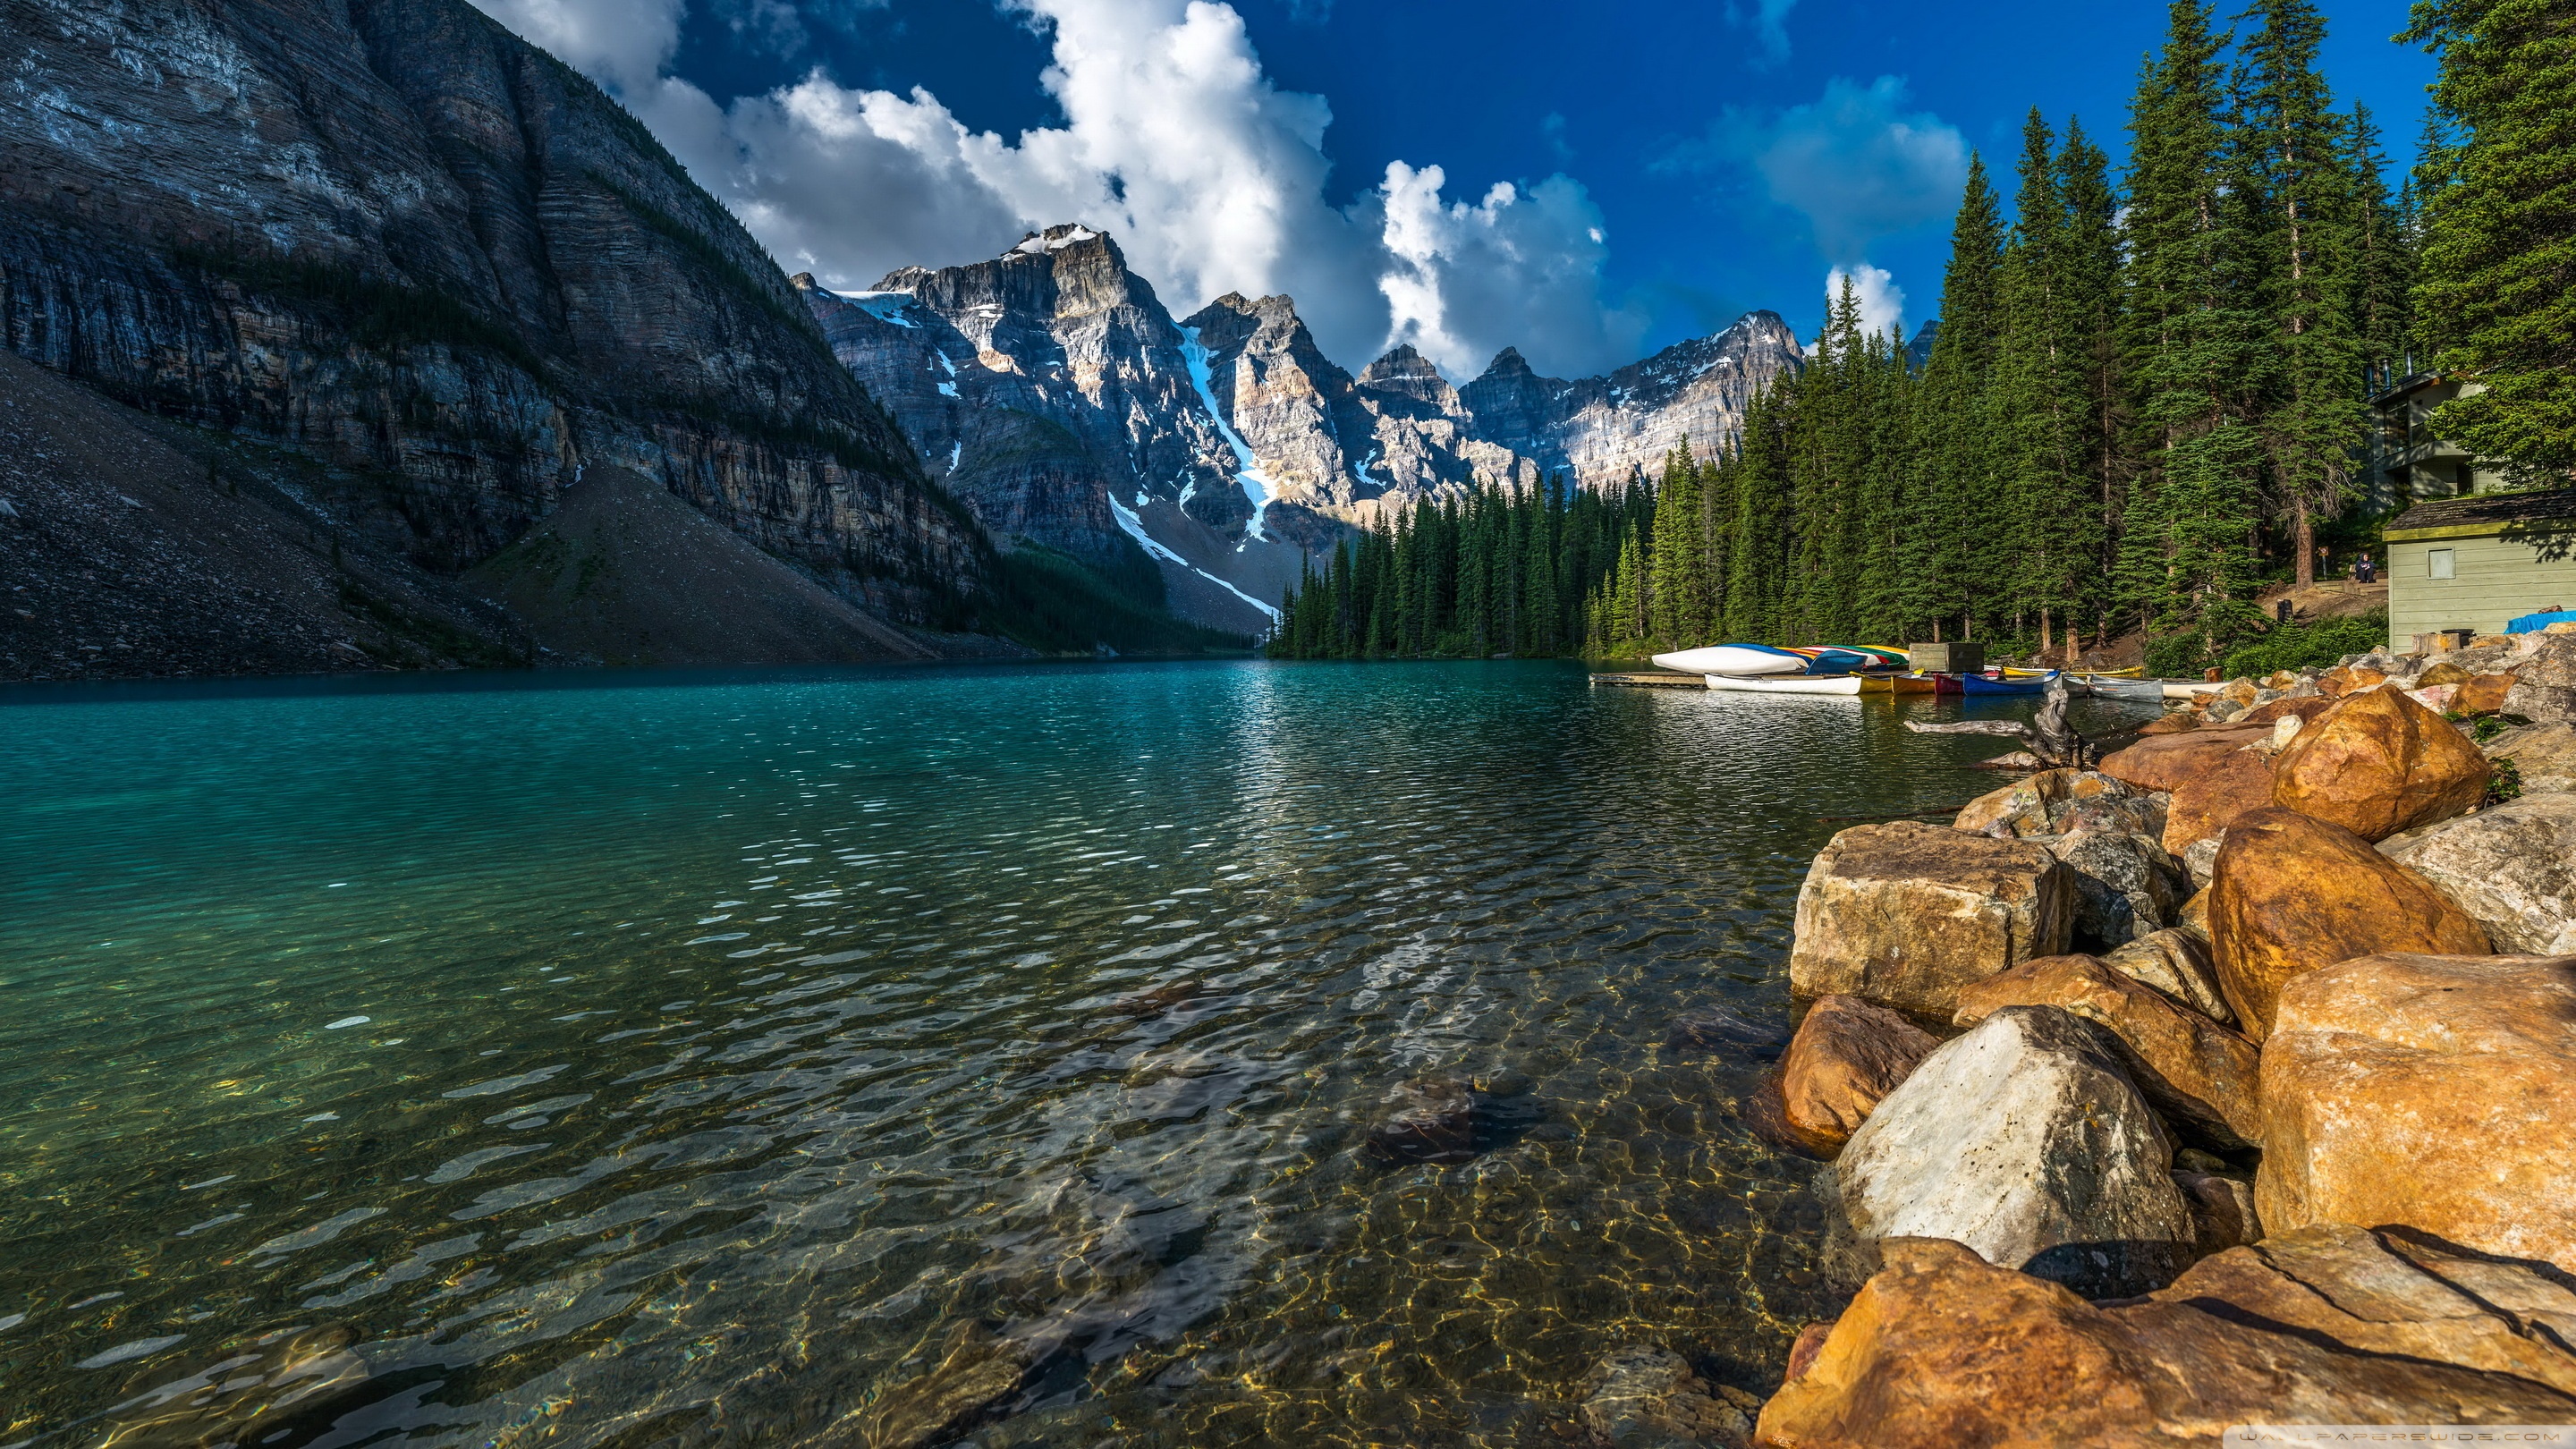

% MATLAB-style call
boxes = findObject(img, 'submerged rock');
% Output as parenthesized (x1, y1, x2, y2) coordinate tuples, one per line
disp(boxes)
(1777, 995, 1938, 1153)
(1756, 1227, 2576, 1447)
(2259, 951, 2576, 1274)
(90, 1323, 369, 1448)
(2384, 794, 2576, 954)
(1789, 821, 2072, 1017)
(850, 1320, 1034, 1449)
(2209, 807, 2490, 1038)
(1953, 953, 2262, 1149)
(1578, 1345, 1758, 1447)
(1664, 1006, 1791, 1060)
(1832, 1005, 2195, 1300)
(1364, 1076, 1478, 1164)
(2272, 685, 2492, 842)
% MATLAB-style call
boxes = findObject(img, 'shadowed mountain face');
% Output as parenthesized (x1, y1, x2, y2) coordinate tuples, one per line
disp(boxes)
(0, 0, 985, 638)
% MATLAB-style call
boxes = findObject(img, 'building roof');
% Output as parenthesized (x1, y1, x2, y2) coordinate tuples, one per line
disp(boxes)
(2386, 489, 2576, 539)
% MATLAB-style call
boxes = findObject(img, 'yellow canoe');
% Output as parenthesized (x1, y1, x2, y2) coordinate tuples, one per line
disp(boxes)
(2003, 665, 2143, 679)
(1859, 674, 1940, 694)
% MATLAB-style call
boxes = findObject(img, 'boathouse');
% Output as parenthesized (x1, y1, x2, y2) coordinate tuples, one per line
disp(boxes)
(2385, 491, 2576, 647)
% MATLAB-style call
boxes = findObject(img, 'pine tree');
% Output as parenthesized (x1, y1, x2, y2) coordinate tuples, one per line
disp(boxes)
(2239, 0, 2367, 586)
(2403, 0, 2576, 480)
(1649, 443, 1708, 645)
(1908, 153, 2006, 640)
(1991, 108, 2096, 655)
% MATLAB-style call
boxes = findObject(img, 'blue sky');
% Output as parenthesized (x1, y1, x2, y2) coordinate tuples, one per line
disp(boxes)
(478, 0, 2435, 378)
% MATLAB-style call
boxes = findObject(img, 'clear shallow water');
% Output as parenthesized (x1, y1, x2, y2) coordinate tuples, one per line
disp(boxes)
(0, 661, 2083, 1447)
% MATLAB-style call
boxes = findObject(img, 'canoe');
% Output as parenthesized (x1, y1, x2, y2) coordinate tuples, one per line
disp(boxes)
(1651, 644, 1810, 676)
(1960, 671, 2054, 696)
(2091, 677, 2169, 703)
(1818, 644, 1911, 668)
(1705, 674, 1865, 695)
(1884, 674, 1940, 695)
(2004, 665, 2145, 680)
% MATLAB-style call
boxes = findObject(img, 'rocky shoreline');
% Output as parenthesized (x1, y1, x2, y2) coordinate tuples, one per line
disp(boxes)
(1729, 626, 2576, 1445)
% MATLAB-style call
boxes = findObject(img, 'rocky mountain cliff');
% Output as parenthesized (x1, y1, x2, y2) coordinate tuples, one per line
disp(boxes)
(797, 227, 1316, 636)
(801, 227, 1801, 634)
(0, 0, 986, 652)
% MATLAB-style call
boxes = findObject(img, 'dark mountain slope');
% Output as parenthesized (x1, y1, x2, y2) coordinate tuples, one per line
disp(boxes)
(0, 0, 983, 637)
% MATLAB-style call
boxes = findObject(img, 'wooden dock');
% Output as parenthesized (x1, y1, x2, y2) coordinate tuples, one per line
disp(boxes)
(1589, 672, 1703, 688)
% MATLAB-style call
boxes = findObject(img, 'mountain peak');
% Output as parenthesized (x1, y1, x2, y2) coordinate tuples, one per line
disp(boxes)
(1477, 346, 1534, 380)
(1003, 223, 1113, 260)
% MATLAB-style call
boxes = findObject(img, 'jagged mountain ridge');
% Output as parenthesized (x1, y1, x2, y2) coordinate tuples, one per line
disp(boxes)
(800, 225, 1802, 631)
(0, 0, 985, 661)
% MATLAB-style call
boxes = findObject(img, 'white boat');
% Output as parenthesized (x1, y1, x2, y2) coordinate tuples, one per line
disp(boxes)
(1704, 674, 1864, 695)
(1652, 644, 1809, 676)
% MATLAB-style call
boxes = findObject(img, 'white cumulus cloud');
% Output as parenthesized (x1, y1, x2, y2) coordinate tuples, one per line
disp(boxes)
(1826, 263, 1904, 341)
(466, 0, 1641, 379)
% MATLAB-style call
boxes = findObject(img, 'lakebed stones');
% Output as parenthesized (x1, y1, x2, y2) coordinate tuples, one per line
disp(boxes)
(2382, 793, 2576, 954)
(2272, 684, 2493, 842)
(2258, 952, 2576, 1273)
(1753, 1227, 2576, 1447)
(1953, 954, 2262, 1148)
(2208, 807, 2490, 1039)
(1789, 822, 2072, 1017)
(1831, 1006, 2194, 1300)
(1578, 1345, 1757, 1448)
(1778, 995, 1939, 1152)
(852, 1320, 1034, 1449)
(2101, 926, 2233, 1025)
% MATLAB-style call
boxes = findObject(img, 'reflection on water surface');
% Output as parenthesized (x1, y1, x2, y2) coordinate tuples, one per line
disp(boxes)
(0, 660, 2068, 1446)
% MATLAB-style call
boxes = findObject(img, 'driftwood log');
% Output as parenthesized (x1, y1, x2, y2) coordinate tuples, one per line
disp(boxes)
(1902, 677, 2093, 768)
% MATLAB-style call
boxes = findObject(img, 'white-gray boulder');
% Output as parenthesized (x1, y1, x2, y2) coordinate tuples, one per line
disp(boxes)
(2487, 722, 2576, 796)
(1833, 1004, 2196, 1299)
(2380, 794, 2576, 955)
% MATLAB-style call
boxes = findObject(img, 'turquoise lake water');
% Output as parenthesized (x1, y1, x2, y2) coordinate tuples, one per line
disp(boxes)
(0, 660, 2083, 1447)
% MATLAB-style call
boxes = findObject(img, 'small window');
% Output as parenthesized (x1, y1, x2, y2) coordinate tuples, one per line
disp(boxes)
(2428, 548, 2456, 580)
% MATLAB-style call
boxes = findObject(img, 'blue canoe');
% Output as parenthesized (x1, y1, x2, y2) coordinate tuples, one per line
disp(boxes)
(1959, 670, 2055, 696)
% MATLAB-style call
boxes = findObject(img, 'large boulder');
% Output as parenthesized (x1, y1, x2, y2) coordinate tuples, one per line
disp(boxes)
(2271, 684, 2493, 841)
(1953, 954, 2262, 1148)
(1754, 1227, 2576, 1447)
(2487, 721, 2576, 795)
(2258, 952, 2576, 1273)
(2381, 794, 2576, 954)
(2101, 926, 2233, 1026)
(1778, 995, 1939, 1152)
(1953, 770, 2161, 842)
(2457, 672, 2518, 715)
(1789, 822, 2072, 1018)
(2039, 826, 2189, 951)
(2158, 738, 2278, 857)
(2095, 724, 2268, 793)
(2240, 694, 2339, 726)
(2208, 807, 2490, 1039)
(1831, 1005, 2195, 1300)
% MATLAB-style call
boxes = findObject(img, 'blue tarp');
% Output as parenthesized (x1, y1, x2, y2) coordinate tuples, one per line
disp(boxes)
(2508, 609, 2576, 633)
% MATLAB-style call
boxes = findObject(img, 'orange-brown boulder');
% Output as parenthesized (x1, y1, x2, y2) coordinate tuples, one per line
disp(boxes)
(1950, 768, 2076, 836)
(1789, 822, 2072, 1017)
(1954, 953, 2262, 1148)
(2095, 724, 2268, 793)
(1753, 1230, 2576, 1447)
(2160, 741, 2278, 857)
(2419, 659, 2475, 687)
(2259, 952, 2576, 1273)
(2457, 672, 2518, 715)
(2271, 684, 2492, 841)
(2240, 695, 2337, 727)
(2208, 808, 2489, 1038)
(2317, 663, 2387, 698)
(2135, 711, 2199, 736)
(1777, 995, 1939, 1151)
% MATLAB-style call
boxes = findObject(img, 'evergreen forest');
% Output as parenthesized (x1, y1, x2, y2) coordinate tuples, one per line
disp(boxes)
(1271, 0, 2573, 674)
